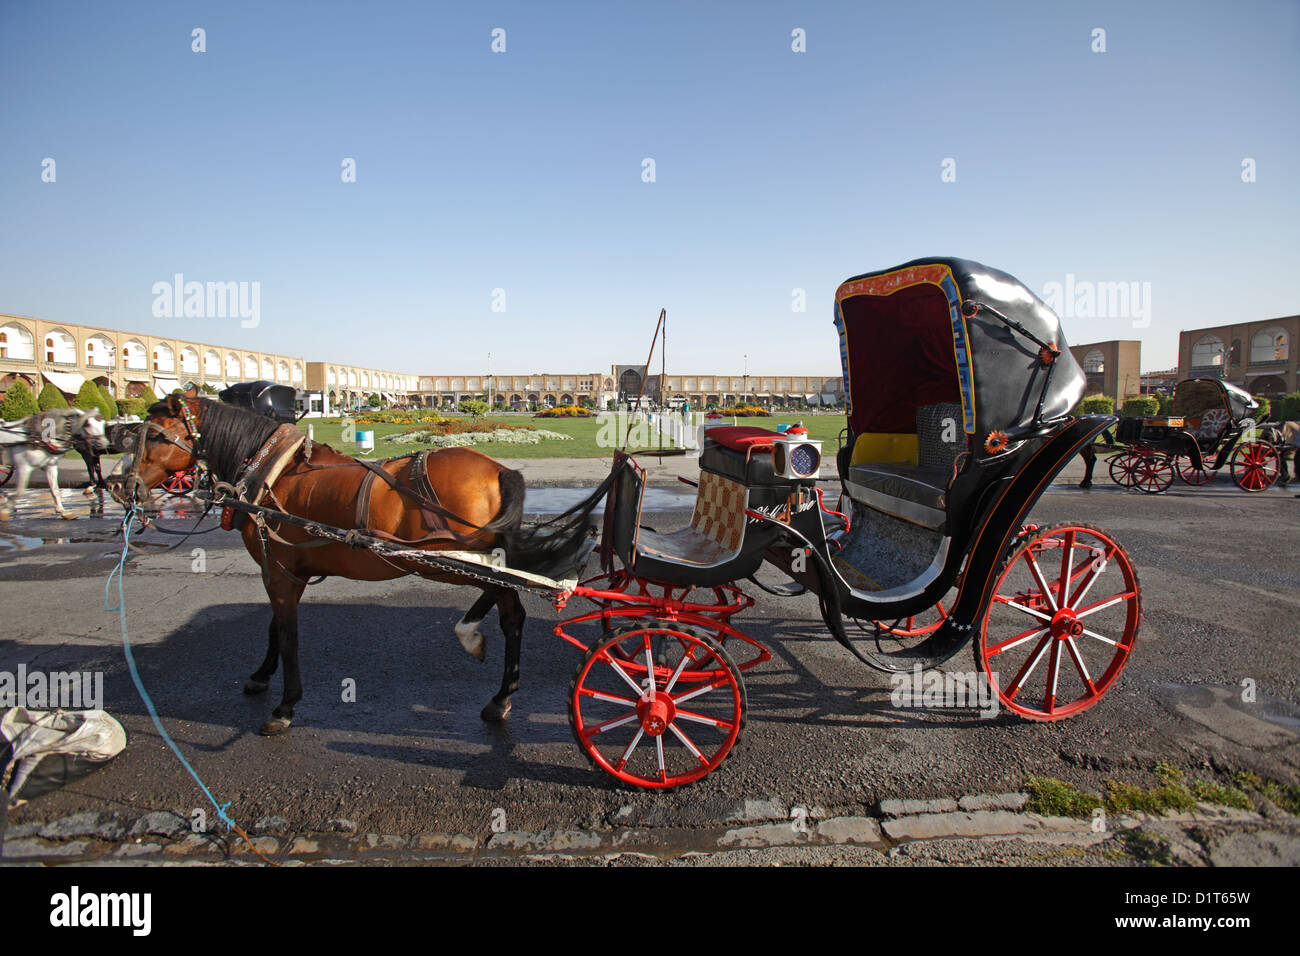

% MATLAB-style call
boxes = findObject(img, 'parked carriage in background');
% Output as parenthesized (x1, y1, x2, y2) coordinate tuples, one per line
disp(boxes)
(1108, 378, 1283, 493)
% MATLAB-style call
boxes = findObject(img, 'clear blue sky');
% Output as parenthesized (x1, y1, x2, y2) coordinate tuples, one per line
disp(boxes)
(2, 0, 1296, 376)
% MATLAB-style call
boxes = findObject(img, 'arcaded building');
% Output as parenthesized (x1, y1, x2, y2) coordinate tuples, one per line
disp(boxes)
(0, 313, 304, 402)
(1068, 340, 1142, 405)
(1178, 316, 1299, 397)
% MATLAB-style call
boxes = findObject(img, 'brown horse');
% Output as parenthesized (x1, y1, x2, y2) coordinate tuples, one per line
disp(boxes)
(118, 393, 588, 735)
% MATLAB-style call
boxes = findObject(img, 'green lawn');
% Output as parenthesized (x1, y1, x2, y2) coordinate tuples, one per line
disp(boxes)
(297, 411, 851, 459)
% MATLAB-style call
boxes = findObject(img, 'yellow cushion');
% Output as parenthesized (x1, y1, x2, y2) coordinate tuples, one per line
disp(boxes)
(850, 432, 918, 467)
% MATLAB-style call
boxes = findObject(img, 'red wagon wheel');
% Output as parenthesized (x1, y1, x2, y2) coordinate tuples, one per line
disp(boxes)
(0, 460, 11, 488)
(975, 524, 1140, 721)
(1130, 452, 1173, 494)
(1107, 451, 1139, 488)
(569, 624, 745, 789)
(160, 468, 196, 496)
(1229, 442, 1280, 492)
(1172, 455, 1214, 486)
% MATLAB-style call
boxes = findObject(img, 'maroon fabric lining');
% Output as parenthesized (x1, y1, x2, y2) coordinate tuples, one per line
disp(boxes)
(842, 284, 961, 434)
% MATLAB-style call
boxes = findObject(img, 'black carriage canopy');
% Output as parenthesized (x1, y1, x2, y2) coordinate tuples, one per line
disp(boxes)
(218, 380, 298, 424)
(1172, 378, 1259, 421)
(834, 258, 1086, 466)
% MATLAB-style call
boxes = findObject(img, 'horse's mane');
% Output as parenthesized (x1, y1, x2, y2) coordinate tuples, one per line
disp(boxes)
(150, 398, 280, 483)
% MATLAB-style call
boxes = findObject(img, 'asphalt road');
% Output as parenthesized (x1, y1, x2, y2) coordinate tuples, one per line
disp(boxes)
(1, 475, 1297, 857)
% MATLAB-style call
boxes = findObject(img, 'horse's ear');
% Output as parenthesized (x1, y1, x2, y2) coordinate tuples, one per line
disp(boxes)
(165, 393, 184, 415)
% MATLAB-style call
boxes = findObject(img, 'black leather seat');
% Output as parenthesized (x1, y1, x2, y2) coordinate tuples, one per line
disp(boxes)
(846, 464, 950, 529)
(843, 403, 964, 531)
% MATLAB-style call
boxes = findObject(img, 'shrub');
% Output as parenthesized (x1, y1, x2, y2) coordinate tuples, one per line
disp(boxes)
(73, 380, 104, 413)
(37, 382, 69, 410)
(0, 379, 39, 419)
(1120, 395, 1159, 419)
(1078, 395, 1114, 416)
(138, 386, 159, 408)
(117, 397, 148, 418)
(459, 399, 489, 418)
(367, 393, 381, 408)
(95, 384, 118, 418)
(1276, 392, 1300, 422)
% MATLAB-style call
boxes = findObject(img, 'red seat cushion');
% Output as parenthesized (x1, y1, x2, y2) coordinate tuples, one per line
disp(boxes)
(706, 425, 781, 451)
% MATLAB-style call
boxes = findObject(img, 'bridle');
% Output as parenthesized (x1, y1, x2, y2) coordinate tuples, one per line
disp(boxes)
(121, 401, 205, 505)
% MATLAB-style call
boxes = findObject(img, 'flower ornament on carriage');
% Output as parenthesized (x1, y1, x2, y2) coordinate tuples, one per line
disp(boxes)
(983, 430, 1010, 455)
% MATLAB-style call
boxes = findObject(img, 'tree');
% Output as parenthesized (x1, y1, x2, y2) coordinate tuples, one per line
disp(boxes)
(0, 379, 39, 419)
(367, 393, 381, 407)
(138, 385, 159, 408)
(73, 380, 103, 412)
(37, 382, 69, 410)
(459, 399, 488, 419)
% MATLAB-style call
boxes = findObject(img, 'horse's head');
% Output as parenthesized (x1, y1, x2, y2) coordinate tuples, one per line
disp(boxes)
(72, 408, 110, 454)
(116, 392, 205, 506)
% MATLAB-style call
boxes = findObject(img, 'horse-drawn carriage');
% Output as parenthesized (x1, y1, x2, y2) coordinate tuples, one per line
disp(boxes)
(1107, 378, 1283, 493)
(121, 258, 1140, 790)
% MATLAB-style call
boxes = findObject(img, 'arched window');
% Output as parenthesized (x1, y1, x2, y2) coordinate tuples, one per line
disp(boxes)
(1082, 349, 1105, 373)
(43, 329, 76, 364)
(153, 343, 175, 371)
(1190, 335, 1225, 369)
(1250, 328, 1289, 364)
(0, 322, 35, 361)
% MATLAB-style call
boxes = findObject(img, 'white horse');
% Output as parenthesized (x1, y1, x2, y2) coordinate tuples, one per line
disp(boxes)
(0, 408, 109, 520)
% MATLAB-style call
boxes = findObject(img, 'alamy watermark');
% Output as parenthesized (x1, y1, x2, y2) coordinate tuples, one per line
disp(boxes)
(0, 665, 103, 710)
(890, 664, 999, 718)
(151, 273, 261, 328)
(1040, 273, 1151, 329)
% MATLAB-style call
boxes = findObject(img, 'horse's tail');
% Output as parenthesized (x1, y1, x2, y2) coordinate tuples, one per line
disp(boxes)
(484, 468, 526, 534)
(494, 468, 615, 576)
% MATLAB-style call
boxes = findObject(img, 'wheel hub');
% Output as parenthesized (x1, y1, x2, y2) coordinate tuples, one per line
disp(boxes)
(1049, 607, 1083, 640)
(636, 694, 676, 736)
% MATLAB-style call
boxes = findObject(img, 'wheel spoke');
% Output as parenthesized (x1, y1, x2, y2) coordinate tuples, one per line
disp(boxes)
(1057, 530, 1075, 608)
(614, 728, 646, 771)
(673, 707, 735, 731)
(585, 712, 639, 737)
(1025, 552, 1058, 611)
(1074, 590, 1138, 618)
(1064, 636, 1097, 695)
(601, 652, 648, 697)
(998, 598, 1053, 623)
(988, 624, 1050, 656)
(667, 721, 709, 765)
(578, 688, 636, 707)
(1005, 636, 1052, 699)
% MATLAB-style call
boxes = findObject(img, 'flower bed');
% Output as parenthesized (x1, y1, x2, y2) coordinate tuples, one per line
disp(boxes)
(534, 405, 594, 418)
(399, 418, 534, 436)
(389, 427, 573, 447)
(715, 405, 771, 417)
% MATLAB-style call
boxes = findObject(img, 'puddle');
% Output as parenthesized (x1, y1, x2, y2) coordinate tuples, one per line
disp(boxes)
(0, 533, 45, 552)
(1155, 682, 1300, 748)
(524, 486, 694, 514)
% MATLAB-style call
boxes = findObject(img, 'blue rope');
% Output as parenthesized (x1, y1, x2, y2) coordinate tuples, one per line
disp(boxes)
(105, 506, 237, 832)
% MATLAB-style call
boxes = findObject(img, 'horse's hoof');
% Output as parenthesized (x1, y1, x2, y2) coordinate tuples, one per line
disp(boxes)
(258, 716, 292, 735)
(244, 678, 270, 695)
(60, 513, 77, 520)
(480, 699, 512, 722)
(1078, 480, 1092, 490)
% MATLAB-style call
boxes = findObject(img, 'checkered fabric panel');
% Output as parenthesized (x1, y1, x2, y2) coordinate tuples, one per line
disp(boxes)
(691, 472, 747, 554)
(916, 403, 966, 471)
